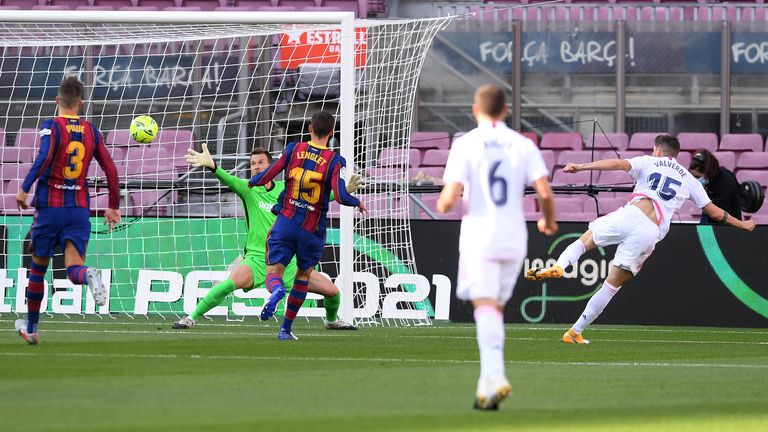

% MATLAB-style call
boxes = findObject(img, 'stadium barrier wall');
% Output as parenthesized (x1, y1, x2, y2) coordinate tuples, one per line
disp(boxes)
(1, 217, 766, 327)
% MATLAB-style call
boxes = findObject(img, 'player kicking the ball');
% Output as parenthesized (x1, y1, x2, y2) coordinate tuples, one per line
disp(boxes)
(526, 135, 756, 344)
(15, 77, 120, 344)
(173, 145, 361, 330)
(437, 84, 558, 411)
(248, 111, 366, 340)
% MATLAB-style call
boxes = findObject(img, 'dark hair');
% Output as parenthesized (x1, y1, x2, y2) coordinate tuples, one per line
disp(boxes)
(250, 147, 272, 163)
(690, 149, 720, 181)
(654, 134, 680, 156)
(310, 111, 335, 138)
(58, 76, 83, 109)
(475, 84, 506, 118)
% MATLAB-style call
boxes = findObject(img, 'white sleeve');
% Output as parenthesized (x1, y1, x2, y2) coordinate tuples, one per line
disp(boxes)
(525, 142, 549, 185)
(442, 143, 467, 184)
(626, 156, 647, 181)
(688, 177, 712, 209)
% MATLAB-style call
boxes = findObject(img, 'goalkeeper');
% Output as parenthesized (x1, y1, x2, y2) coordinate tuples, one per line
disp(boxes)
(173, 144, 359, 330)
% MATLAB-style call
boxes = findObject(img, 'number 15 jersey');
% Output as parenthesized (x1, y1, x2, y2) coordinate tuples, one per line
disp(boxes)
(626, 155, 711, 240)
(443, 121, 549, 259)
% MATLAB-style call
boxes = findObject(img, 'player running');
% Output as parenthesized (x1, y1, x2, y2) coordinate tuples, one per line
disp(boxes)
(526, 134, 756, 344)
(173, 144, 360, 330)
(14, 77, 120, 345)
(437, 84, 558, 411)
(248, 111, 366, 340)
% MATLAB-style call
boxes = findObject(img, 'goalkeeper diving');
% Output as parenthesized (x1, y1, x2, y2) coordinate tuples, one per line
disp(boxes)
(173, 143, 362, 330)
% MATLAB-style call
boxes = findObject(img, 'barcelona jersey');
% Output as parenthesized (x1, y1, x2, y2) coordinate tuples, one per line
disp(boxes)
(248, 141, 360, 238)
(22, 115, 119, 209)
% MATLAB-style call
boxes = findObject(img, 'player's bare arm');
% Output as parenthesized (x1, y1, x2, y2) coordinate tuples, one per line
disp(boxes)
(532, 176, 558, 236)
(702, 202, 756, 231)
(564, 159, 631, 173)
(436, 181, 462, 213)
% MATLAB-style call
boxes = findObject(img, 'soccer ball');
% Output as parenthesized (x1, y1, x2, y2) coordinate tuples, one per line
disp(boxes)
(130, 115, 158, 144)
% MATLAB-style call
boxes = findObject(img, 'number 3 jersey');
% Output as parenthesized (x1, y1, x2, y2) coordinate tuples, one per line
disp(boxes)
(626, 155, 711, 240)
(22, 115, 119, 210)
(443, 121, 549, 259)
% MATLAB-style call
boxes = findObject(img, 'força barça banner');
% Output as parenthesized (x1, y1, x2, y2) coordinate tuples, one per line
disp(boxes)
(0, 216, 766, 327)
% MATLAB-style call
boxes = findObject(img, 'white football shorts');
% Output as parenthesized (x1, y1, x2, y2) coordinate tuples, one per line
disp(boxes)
(588, 204, 660, 275)
(456, 254, 524, 305)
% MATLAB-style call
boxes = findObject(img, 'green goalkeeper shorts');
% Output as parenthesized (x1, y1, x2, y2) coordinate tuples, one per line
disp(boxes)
(241, 254, 297, 292)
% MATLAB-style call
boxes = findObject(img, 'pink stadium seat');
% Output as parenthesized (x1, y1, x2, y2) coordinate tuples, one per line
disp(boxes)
(378, 148, 421, 168)
(1, 192, 21, 215)
(549, 5, 581, 21)
(556, 150, 594, 167)
(617, 150, 646, 159)
(740, 7, 768, 22)
(366, 167, 404, 180)
(736, 170, 768, 187)
(421, 149, 449, 167)
(0, 147, 36, 164)
(124, 147, 176, 179)
(598, 170, 634, 185)
(106, 130, 135, 147)
(50, 0, 91, 8)
(323, 0, 366, 17)
(552, 170, 593, 186)
(598, 197, 627, 215)
(97, 0, 135, 8)
(737, 152, 768, 170)
(674, 200, 702, 221)
(540, 132, 582, 151)
(711, 151, 736, 171)
(719, 134, 762, 153)
(540, 150, 555, 175)
(0, 163, 33, 182)
(31, 5, 73, 9)
(163, 6, 202, 10)
(521, 131, 539, 146)
(588, 133, 629, 151)
(129, 191, 170, 216)
(139, 0, 178, 8)
(257, 5, 297, 10)
(281, 0, 318, 8)
(118, 4, 157, 8)
(155, 129, 194, 169)
(677, 132, 718, 153)
(554, 197, 584, 214)
(629, 132, 667, 151)
(523, 196, 536, 213)
(749, 214, 768, 225)
(2, 179, 21, 195)
(359, 194, 409, 219)
(14, 129, 39, 148)
(419, 195, 461, 220)
(676, 151, 691, 170)
(183, 0, 224, 9)
(640, 6, 669, 21)
(0, 6, 22, 10)
(302, 6, 341, 12)
(468, 6, 510, 21)
(411, 132, 450, 151)
(76, 5, 116, 9)
(233, 0, 273, 8)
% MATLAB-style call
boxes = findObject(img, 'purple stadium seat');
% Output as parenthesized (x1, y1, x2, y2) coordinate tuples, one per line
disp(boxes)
(598, 197, 627, 215)
(163, 6, 202, 10)
(0, 163, 33, 182)
(32, 5, 73, 9)
(674, 200, 702, 221)
(0, 6, 22, 10)
(736, 170, 768, 187)
(556, 150, 594, 167)
(366, 167, 403, 180)
(540, 150, 555, 175)
(98, 0, 135, 8)
(540, 132, 582, 151)
(521, 131, 539, 146)
(2, 179, 21, 195)
(598, 170, 634, 185)
(0, 146, 36, 164)
(676, 151, 691, 170)
(323, 0, 366, 18)
(50, 0, 91, 8)
(14, 129, 40, 148)
(302, 6, 340, 12)
(523, 196, 536, 213)
(678, 132, 718, 153)
(719, 134, 763, 153)
(629, 132, 667, 151)
(588, 133, 629, 151)
(1, 192, 21, 215)
(711, 151, 736, 171)
(233, 0, 273, 8)
(740, 7, 768, 22)
(76, 5, 116, 9)
(182, 0, 224, 9)
(105, 129, 134, 147)
(468, 6, 510, 21)
(549, 5, 581, 21)
(640, 6, 669, 21)
(411, 132, 450, 151)
(552, 170, 593, 186)
(737, 152, 768, 169)
(359, 194, 409, 219)
(281, 0, 317, 8)
(617, 150, 646, 159)
(257, 5, 297, 10)
(554, 197, 584, 214)
(118, 4, 158, 9)
(156, 129, 194, 169)
(420, 149, 449, 167)
(129, 191, 170, 216)
(419, 195, 461, 220)
(124, 147, 176, 179)
(378, 148, 420, 168)
(139, 0, 178, 8)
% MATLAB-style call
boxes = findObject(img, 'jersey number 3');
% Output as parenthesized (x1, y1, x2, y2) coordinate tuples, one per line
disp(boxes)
(63, 141, 85, 180)
(648, 172, 681, 201)
(289, 167, 322, 204)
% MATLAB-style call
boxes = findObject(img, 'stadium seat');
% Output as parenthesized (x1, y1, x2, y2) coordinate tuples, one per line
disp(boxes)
(124, 147, 176, 179)
(0, 163, 33, 182)
(50, 0, 91, 8)
(711, 151, 736, 171)
(377, 148, 421, 168)
(556, 150, 595, 167)
(411, 131, 450, 151)
(2, 179, 21, 195)
(678, 132, 718, 153)
(14, 128, 39, 148)
(256, 5, 297, 10)
(182, 0, 223, 9)
(105, 129, 134, 147)
(521, 131, 539, 145)
(163, 6, 202, 10)
(118, 5, 157, 10)
(360, 193, 409, 219)
(280, 0, 317, 9)
(540, 132, 583, 151)
(420, 149, 449, 167)
(96, 0, 135, 8)
(1, 192, 21, 215)
(676, 151, 691, 170)
(540, 150, 555, 175)
(617, 150, 646, 159)
(129, 191, 171, 216)
(587, 132, 629, 151)
(322, 0, 366, 17)
(597, 170, 634, 185)
(719, 134, 763, 153)
(737, 152, 768, 170)
(76, 5, 117, 9)
(302, 6, 340, 12)
(0, 146, 36, 164)
(409, 166, 445, 180)
(597, 197, 627, 215)
(233, 0, 273, 8)
(156, 129, 194, 169)
(749, 214, 768, 225)
(629, 132, 667, 151)
(736, 170, 768, 186)
(551, 170, 592, 186)
(366, 167, 404, 181)
(31, 5, 73, 9)
(139, 0, 178, 8)
(0, 6, 22, 10)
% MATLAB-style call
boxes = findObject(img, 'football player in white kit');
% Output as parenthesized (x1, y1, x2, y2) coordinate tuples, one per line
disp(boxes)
(526, 135, 756, 344)
(437, 84, 558, 411)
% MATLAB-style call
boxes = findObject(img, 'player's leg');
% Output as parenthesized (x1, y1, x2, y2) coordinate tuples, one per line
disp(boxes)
(261, 216, 295, 322)
(526, 230, 598, 280)
(307, 272, 356, 330)
(261, 262, 288, 321)
(60, 208, 106, 306)
(277, 231, 324, 340)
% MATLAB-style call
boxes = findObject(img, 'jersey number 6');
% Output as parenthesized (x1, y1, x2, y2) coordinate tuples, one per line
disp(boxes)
(63, 140, 85, 180)
(488, 160, 508, 206)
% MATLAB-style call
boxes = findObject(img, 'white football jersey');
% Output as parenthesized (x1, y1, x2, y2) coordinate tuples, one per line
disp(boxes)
(626, 155, 711, 240)
(443, 121, 549, 259)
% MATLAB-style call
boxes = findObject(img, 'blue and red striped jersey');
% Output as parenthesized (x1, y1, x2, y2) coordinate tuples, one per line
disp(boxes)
(248, 141, 360, 237)
(22, 115, 119, 210)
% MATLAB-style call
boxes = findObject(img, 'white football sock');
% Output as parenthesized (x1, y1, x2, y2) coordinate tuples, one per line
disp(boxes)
(572, 282, 620, 334)
(556, 239, 586, 270)
(474, 305, 505, 379)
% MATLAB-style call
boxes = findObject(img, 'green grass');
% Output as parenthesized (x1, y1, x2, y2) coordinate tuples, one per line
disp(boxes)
(1, 318, 767, 432)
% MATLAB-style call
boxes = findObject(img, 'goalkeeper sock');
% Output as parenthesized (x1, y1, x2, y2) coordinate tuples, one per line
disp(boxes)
(66, 265, 88, 285)
(572, 281, 620, 334)
(26, 261, 48, 334)
(281, 279, 308, 333)
(556, 240, 586, 270)
(474, 304, 505, 380)
(190, 278, 237, 321)
(324, 292, 341, 322)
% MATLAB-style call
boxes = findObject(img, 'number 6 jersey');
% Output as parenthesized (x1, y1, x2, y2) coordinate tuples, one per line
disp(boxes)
(22, 115, 119, 210)
(443, 121, 549, 259)
(626, 155, 711, 240)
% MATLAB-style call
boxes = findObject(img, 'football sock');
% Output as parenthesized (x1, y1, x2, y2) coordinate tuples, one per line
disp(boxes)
(572, 281, 620, 334)
(26, 261, 48, 334)
(266, 273, 283, 294)
(556, 240, 586, 270)
(66, 265, 88, 285)
(190, 278, 237, 321)
(281, 278, 308, 334)
(324, 292, 341, 322)
(474, 304, 505, 379)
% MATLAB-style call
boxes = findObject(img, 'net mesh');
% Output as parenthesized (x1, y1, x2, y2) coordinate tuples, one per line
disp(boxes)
(0, 16, 452, 325)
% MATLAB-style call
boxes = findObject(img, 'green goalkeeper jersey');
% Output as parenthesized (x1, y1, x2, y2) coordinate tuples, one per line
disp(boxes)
(213, 166, 284, 258)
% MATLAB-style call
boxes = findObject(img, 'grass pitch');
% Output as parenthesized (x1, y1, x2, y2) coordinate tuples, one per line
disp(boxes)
(0, 318, 766, 432)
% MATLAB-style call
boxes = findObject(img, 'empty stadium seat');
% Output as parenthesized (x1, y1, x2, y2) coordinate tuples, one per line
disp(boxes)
(156, 129, 194, 169)
(420, 149, 449, 167)
(31, 5, 73, 10)
(182, 0, 224, 9)
(75, 5, 116, 10)
(233, 0, 272, 8)
(598, 197, 627, 215)
(676, 151, 691, 170)
(50, 0, 91, 8)
(378, 148, 421, 168)
(588, 133, 629, 151)
(551, 170, 592, 186)
(678, 132, 718, 153)
(540, 150, 555, 175)
(540, 132, 582, 151)
(124, 147, 176, 179)
(323, 0, 365, 17)
(556, 150, 595, 167)
(97, 0, 135, 8)
(14, 129, 39, 148)
(0, 146, 36, 164)
(411, 131, 450, 151)
(139, 0, 178, 8)
(629, 132, 667, 151)
(736, 170, 768, 187)
(280, 0, 317, 8)
(737, 152, 768, 170)
(163, 6, 202, 10)
(106, 129, 134, 147)
(0, 163, 33, 182)
(712, 151, 736, 171)
(719, 134, 763, 153)
(256, 5, 297, 10)
(597, 170, 634, 185)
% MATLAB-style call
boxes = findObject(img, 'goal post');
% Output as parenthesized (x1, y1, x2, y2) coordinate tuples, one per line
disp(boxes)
(0, 11, 452, 326)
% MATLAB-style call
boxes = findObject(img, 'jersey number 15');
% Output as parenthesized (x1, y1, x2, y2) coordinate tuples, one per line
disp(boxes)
(648, 172, 681, 201)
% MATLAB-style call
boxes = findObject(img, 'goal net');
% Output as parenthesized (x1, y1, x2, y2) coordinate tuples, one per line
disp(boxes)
(0, 12, 452, 326)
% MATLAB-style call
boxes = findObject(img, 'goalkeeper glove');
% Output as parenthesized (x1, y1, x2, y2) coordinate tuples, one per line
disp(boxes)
(346, 174, 365, 194)
(186, 142, 215, 170)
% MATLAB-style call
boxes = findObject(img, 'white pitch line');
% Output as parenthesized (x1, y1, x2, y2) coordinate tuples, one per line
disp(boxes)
(2, 328, 766, 345)
(0, 351, 766, 370)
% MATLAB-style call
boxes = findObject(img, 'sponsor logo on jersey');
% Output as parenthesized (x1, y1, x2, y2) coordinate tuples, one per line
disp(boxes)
(54, 184, 82, 190)
(39, 128, 51, 137)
